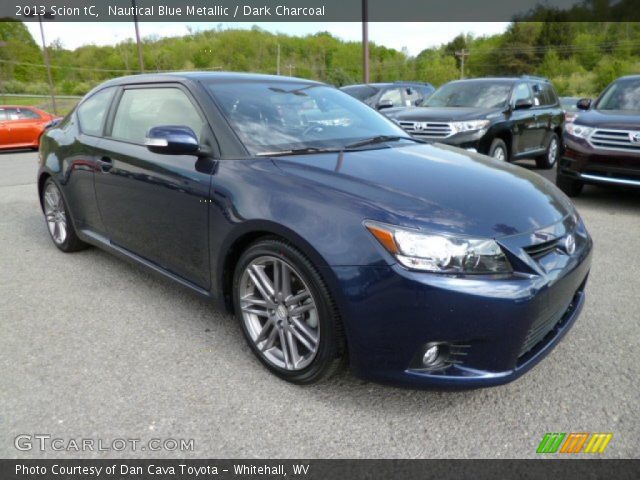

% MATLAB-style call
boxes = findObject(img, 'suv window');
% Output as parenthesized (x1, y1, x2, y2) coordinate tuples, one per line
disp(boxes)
(341, 85, 379, 103)
(529, 82, 556, 107)
(512, 83, 532, 105)
(379, 88, 404, 107)
(111, 87, 205, 144)
(404, 87, 422, 106)
(77, 88, 116, 136)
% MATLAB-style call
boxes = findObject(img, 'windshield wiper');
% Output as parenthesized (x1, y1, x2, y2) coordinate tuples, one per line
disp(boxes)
(256, 146, 342, 157)
(344, 135, 424, 149)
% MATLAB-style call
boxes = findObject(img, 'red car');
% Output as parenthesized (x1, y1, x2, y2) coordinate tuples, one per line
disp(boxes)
(0, 105, 61, 150)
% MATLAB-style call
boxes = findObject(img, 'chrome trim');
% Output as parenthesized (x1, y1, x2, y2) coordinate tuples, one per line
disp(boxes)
(587, 128, 640, 153)
(398, 121, 453, 139)
(580, 173, 640, 187)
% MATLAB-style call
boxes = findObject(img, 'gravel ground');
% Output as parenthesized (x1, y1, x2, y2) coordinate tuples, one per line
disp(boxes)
(0, 151, 638, 459)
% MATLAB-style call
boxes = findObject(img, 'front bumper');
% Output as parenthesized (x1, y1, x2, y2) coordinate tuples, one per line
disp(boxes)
(332, 217, 592, 389)
(559, 138, 640, 188)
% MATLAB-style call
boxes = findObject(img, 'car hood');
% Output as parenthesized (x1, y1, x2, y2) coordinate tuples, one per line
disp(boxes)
(392, 107, 503, 122)
(574, 109, 640, 129)
(270, 143, 574, 239)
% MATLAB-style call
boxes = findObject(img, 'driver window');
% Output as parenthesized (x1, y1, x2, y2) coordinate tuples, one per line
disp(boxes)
(379, 88, 403, 107)
(111, 87, 205, 144)
(511, 84, 532, 106)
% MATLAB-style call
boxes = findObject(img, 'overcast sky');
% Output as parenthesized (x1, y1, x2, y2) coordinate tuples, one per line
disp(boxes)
(25, 22, 509, 56)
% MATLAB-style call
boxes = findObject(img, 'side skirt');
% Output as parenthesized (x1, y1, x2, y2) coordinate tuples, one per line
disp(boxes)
(77, 229, 214, 300)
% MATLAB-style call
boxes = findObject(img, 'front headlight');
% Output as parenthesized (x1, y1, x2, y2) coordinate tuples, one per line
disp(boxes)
(565, 123, 593, 139)
(450, 120, 490, 134)
(365, 221, 512, 274)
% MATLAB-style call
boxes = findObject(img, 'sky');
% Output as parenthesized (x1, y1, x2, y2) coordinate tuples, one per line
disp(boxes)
(25, 22, 509, 56)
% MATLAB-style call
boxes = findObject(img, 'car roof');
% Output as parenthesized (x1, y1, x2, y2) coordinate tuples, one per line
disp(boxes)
(99, 71, 325, 87)
(342, 82, 431, 88)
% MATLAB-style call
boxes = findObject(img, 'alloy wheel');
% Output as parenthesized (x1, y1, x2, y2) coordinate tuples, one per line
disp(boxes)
(548, 137, 558, 166)
(43, 182, 67, 245)
(239, 255, 320, 371)
(493, 146, 506, 161)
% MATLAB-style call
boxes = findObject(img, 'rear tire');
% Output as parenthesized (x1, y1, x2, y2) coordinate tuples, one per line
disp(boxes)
(233, 238, 345, 384)
(536, 133, 560, 169)
(41, 178, 88, 252)
(489, 138, 508, 162)
(556, 171, 584, 197)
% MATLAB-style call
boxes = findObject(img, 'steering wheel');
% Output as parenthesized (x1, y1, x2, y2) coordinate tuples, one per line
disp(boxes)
(302, 124, 325, 137)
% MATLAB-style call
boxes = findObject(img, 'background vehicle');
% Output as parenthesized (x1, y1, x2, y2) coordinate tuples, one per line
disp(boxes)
(38, 73, 591, 389)
(340, 82, 435, 112)
(0, 105, 60, 150)
(391, 76, 565, 169)
(557, 75, 640, 197)
(560, 96, 581, 123)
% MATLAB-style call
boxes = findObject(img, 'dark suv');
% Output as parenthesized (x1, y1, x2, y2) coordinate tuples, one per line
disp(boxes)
(557, 75, 640, 197)
(340, 82, 435, 112)
(390, 76, 565, 169)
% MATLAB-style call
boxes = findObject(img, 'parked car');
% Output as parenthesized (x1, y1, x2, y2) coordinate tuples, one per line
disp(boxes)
(340, 82, 435, 112)
(38, 73, 591, 389)
(391, 76, 565, 169)
(560, 96, 582, 123)
(0, 105, 60, 150)
(557, 75, 640, 197)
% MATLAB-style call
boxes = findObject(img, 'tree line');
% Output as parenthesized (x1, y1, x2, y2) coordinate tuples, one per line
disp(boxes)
(0, 19, 639, 98)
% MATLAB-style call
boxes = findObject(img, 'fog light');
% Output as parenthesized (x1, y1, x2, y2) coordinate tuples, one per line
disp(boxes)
(422, 345, 440, 366)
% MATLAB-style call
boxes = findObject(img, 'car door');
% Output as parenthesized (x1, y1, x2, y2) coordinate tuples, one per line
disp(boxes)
(509, 82, 538, 155)
(93, 84, 214, 289)
(6, 107, 41, 146)
(529, 81, 553, 151)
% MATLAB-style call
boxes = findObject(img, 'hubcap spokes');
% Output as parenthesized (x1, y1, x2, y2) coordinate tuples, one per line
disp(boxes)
(43, 184, 67, 245)
(548, 139, 558, 165)
(494, 147, 505, 161)
(239, 256, 319, 371)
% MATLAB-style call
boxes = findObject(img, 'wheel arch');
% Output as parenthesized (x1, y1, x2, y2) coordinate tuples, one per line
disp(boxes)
(492, 129, 513, 158)
(217, 220, 337, 315)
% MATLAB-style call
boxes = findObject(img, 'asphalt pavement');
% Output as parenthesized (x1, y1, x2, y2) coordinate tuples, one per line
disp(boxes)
(0, 150, 638, 459)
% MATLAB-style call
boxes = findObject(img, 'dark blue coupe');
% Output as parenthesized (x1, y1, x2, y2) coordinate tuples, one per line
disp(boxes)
(38, 73, 592, 388)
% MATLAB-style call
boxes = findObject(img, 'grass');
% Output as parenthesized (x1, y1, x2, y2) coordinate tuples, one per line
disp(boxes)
(0, 95, 80, 116)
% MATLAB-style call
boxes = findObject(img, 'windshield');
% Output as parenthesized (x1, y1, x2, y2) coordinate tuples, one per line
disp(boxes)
(425, 82, 511, 109)
(596, 78, 640, 111)
(207, 82, 407, 155)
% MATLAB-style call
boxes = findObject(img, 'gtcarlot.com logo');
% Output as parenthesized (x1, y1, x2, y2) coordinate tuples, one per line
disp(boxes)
(14, 434, 195, 452)
(537, 432, 613, 454)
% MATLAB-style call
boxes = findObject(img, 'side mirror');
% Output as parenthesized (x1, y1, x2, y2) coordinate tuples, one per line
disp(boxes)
(514, 98, 533, 110)
(577, 98, 592, 110)
(414, 98, 424, 106)
(376, 99, 394, 110)
(145, 125, 200, 155)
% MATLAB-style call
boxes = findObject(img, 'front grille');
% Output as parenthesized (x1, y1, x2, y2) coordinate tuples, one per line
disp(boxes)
(589, 129, 640, 152)
(524, 238, 561, 260)
(398, 121, 452, 140)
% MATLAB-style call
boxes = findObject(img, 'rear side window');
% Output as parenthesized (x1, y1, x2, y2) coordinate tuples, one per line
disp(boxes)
(379, 88, 404, 107)
(111, 87, 205, 144)
(540, 83, 558, 106)
(17, 109, 41, 119)
(77, 88, 115, 136)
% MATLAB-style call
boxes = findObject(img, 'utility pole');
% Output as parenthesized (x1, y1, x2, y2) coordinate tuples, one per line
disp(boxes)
(276, 43, 281, 75)
(455, 49, 469, 79)
(362, 0, 369, 83)
(132, 0, 144, 72)
(37, 14, 57, 115)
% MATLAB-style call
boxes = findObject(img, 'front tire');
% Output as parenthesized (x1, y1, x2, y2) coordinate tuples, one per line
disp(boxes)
(556, 171, 584, 197)
(536, 133, 560, 169)
(233, 238, 345, 384)
(41, 178, 87, 252)
(489, 138, 508, 162)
